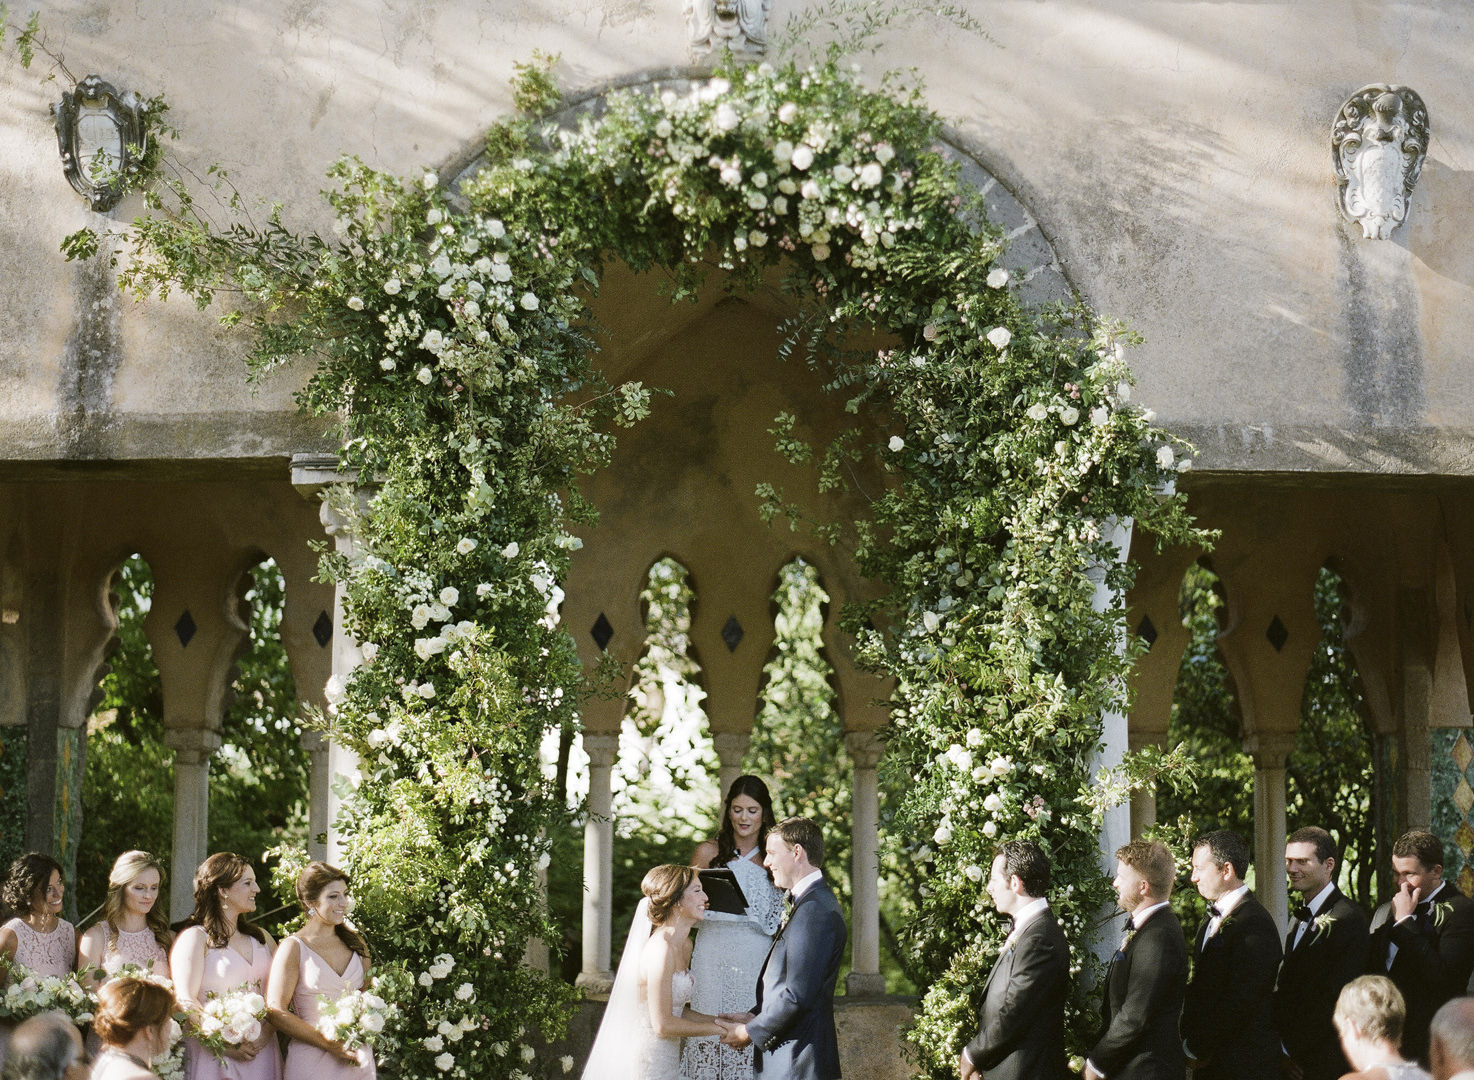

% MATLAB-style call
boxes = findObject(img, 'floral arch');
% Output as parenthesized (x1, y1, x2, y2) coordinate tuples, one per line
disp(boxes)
(104, 56, 1199, 1079)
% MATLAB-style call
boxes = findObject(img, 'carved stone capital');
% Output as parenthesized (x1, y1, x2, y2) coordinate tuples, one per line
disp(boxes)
(582, 732, 620, 769)
(712, 731, 751, 768)
(844, 730, 885, 770)
(1242, 731, 1298, 769)
(164, 726, 222, 762)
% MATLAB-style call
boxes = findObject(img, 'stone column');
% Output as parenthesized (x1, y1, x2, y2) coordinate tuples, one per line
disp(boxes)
(165, 727, 221, 921)
(1127, 732, 1163, 838)
(302, 731, 330, 862)
(318, 494, 365, 865)
(578, 732, 620, 994)
(712, 731, 751, 798)
(844, 730, 886, 997)
(1245, 732, 1296, 933)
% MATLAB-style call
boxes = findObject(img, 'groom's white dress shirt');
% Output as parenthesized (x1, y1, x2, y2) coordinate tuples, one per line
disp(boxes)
(790, 869, 823, 901)
(1289, 880, 1336, 950)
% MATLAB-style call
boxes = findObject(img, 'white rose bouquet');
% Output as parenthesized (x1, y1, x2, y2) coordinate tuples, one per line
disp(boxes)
(193, 983, 269, 1063)
(0, 964, 95, 1024)
(315, 978, 397, 1057)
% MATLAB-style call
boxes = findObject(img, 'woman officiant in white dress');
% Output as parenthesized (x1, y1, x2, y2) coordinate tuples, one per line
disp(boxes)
(682, 776, 785, 1080)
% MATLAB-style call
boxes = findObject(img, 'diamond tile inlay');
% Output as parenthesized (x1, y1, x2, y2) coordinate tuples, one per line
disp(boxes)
(1461, 865, 1474, 898)
(312, 611, 334, 648)
(721, 615, 744, 653)
(1455, 732, 1474, 775)
(174, 610, 197, 648)
(1457, 819, 1474, 856)
(590, 613, 614, 651)
(1136, 615, 1158, 649)
(1265, 615, 1288, 653)
(1456, 777, 1474, 818)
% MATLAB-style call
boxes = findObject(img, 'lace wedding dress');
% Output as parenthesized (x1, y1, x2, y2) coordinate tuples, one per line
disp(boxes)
(583, 900, 697, 1080)
(681, 849, 784, 1080)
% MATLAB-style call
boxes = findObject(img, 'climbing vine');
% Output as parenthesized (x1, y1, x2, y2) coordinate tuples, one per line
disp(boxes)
(22, 39, 1204, 1078)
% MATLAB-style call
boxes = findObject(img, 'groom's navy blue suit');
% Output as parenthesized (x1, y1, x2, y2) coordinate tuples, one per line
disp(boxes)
(746, 877, 847, 1080)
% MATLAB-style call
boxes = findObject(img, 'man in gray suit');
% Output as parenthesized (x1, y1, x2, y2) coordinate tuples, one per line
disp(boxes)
(719, 817, 847, 1080)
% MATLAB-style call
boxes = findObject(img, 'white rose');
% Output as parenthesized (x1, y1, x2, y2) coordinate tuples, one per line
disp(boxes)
(720, 165, 742, 187)
(875, 142, 895, 164)
(347, 296, 364, 310)
(934, 824, 953, 845)
(922, 610, 939, 633)
(986, 326, 1012, 350)
(422, 172, 438, 189)
(791, 145, 814, 170)
(773, 140, 794, 163)
(562, 1056, 575, 1074)
(1157, 445, 1175, 469)
(435, 1053, 455, 1071)
(832, 163, 855, 184)
(476, 583, 494, 598)
(384, 278, 401, 295)
(983, 793, 1003, 812)
(379, 358, 395, 371)
(457, 537, 477, 554)
(1026, 403, 1048, 421)
(416, 367, 433, 384)
(800, 179, 821, 200)
(1116, 380, 1132, 402)
(1060, 406, 1080, 426)
(811, 242, 830, 261)
(655, 118, 673, 138)
(421, 329, 444, 352)
(361, 1011, 384, 1033)
(439, 586, 459, 606)
(521, 292, 540, 310)
(456, 982, 474, 1001)
(417, 682, 436, 699)
(858, 162, 883, 187)
(1090, 406, 1110, 427)
(964, 864, 983, 882)
(430, 254, 453, 279)
(778, 102, 798, 124)
(487, 219, 506, 239)
(360, 641, 378, 662)
(714, 103, 740, 131)
(521, 1046, 536, 1063)
(491, 262, 512, 283)
(888, 435, 904, 452)
(966, 727, 983, 747)
(986, 267, 1009, 289)
(772, 196, 788, 215)
(991, 756, 1012, 777)
(749, 229, 768, 247)
(982, 821, 998, 838)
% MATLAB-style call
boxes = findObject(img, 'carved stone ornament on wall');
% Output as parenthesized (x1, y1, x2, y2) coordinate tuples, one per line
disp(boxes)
(685, 0, 770, 62)
(52, 75, 146, 213)
(1332, 83, 1429, 240)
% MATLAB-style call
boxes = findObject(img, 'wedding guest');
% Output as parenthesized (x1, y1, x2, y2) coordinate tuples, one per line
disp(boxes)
(1429, 997, 1474, 1080)
(684, 774, 784, 1080)
(1334, 975, 1430, 1080)
(1084, 839, 1188, 1080)
(1275, 825, 1371, 1080)
(1181, 829, 1282, 1077)
(266, 862, 376, 1078)
(0, 1012, 85, 1080)
(78, 851, 173, 988)
(1368, 831, 1474, 1062)
(0, 854, 75, 980)
(171, 853, 281, 1080)
(91, 977, 178, 1080)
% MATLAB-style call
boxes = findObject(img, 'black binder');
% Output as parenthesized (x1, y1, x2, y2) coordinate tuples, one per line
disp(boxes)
(698, 868, 749, 916)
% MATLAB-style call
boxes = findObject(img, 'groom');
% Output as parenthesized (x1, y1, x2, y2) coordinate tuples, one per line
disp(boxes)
(719, 816, 847, 1079)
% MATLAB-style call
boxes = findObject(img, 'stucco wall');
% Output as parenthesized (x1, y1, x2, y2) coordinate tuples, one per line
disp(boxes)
(2, 1, 1471, 475)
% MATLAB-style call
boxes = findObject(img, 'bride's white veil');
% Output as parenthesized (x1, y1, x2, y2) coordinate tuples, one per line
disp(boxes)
(581, 896, 653, 1080)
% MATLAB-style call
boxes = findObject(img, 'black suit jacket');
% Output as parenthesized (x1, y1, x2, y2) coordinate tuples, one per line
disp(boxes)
(1367, 884, 1474, 1062)
(748, 879, 847, 1080)
(964, 907, 1070, 1080)
(1273, 887, 1370, 1080)
(1089, 904, 1189, 1080)
(1181, 892, 1283, 1080)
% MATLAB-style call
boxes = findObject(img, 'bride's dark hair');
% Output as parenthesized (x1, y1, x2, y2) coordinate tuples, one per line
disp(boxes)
(714, 775, 777, 867)
(642, 864, 698, 925)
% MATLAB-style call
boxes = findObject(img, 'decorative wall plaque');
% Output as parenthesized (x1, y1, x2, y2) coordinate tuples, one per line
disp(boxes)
(52, 75, 146, 212)
(1332, 83, 1429, 240)
(685, 0, 770, 61)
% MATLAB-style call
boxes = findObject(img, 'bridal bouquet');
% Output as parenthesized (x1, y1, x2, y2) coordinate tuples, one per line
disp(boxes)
(193, 983, 269, 1063)
(0, 964, 95, 1024)
(315, 978, 397, 1054)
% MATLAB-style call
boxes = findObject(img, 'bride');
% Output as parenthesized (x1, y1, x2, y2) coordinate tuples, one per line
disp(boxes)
(582, 865, 726, 1080)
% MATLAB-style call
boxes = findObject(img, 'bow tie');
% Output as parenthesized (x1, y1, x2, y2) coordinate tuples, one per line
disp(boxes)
(1206, 903, 1222, 919)
(1292, 903, 1314, 923)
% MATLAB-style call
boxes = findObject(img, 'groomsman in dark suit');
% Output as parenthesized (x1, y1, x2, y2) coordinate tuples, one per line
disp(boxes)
(1273, 826, 1370, 1080)
(958, 840, 1070, 1080)
(1085, 839, 1189, 1080)
(1367, 829, 1474, 1063)
(1180, 829, 1282, 1078)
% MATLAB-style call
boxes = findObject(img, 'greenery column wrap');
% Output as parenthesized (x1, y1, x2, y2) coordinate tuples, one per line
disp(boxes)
(81, 58, 1200, 1078)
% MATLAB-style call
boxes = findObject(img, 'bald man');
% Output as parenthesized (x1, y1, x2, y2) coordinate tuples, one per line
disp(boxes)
(2, 1010, 86, 1080)
(1430, 997, 1474, 1080)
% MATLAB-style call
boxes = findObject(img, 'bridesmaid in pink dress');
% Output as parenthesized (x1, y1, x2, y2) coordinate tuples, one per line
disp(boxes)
(78, 850, 173, 987)
(170, 853, 282, 1080)
(0, 852, 76, 1069)
(266, 862, 375, 1079)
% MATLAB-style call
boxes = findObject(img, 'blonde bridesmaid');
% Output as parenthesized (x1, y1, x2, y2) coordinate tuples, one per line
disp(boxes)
(79, 850, 173, 987)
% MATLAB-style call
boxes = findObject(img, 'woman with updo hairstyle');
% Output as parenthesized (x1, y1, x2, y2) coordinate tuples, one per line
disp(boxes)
(170, 853, 281, 1080)
(580, 864, 723, 1080)
(91, 976, 178, 1080)
(79, 851, 173, 989)
(266, 862, 375, 1078)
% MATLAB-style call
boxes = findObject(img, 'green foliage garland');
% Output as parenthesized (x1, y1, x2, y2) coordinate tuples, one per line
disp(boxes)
(67, 55, 1202, 1077)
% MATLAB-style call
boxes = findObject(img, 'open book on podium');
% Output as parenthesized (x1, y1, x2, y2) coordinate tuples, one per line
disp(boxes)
(698, 868, 749, 916)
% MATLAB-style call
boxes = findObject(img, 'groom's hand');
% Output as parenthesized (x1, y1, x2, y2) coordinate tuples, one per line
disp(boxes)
(720, 1023, 752, 1048)
(719, 1011, 755, 1023)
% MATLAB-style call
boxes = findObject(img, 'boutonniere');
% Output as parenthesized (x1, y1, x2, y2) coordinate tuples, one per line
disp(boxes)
(1308, 913, 1336, 944)
(1431, 901, 1453, 928)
